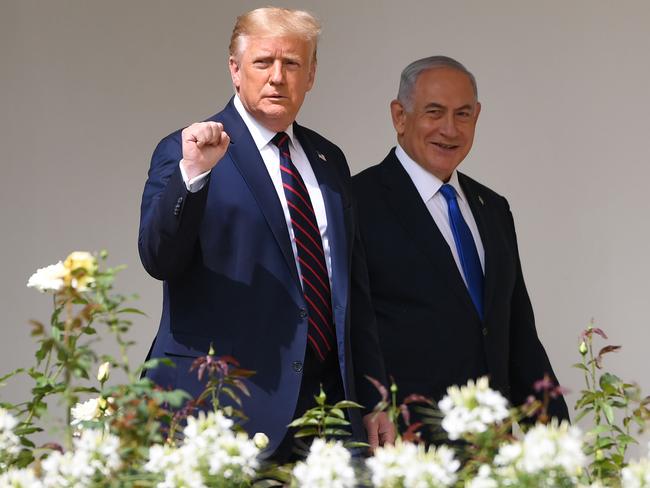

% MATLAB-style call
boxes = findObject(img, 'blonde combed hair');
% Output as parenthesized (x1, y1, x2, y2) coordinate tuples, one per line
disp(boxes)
(229, 7, 321, 62)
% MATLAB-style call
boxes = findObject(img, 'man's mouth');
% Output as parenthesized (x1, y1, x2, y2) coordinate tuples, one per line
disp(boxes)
(433, 142, 458, 150)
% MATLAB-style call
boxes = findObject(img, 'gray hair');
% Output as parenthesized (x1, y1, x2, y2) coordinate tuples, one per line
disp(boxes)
(397, 55, 478, 111)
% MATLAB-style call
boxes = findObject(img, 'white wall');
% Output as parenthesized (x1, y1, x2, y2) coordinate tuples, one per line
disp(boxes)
(2, 0, 649, 448)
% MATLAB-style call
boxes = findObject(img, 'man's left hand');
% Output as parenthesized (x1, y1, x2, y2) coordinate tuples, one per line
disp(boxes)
(363, 411, 395, 453)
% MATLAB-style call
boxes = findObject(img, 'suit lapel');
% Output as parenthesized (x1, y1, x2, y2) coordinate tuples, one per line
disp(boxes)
(218, 101, 301, 289)
(458, 173, 497, 322)
(381, 151, 480, 319)
(294, 123, 349, 330)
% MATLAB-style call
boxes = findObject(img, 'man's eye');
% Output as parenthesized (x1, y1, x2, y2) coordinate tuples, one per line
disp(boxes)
(254, 60, 270, 68)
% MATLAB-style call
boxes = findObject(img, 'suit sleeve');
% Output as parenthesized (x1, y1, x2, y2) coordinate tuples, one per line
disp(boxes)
(349, 188, 389, 410)
(138, 133, 210, 280)
(505, 200, 570, 421)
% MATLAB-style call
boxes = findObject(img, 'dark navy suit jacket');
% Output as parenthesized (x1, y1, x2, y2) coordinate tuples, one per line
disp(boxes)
(352, 149, 569, 425)
(139, 99, 385, 453)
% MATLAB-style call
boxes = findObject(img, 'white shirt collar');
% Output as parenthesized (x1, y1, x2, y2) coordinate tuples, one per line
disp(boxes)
(233, 95, 296, 150)
(395, 144, 465, 203)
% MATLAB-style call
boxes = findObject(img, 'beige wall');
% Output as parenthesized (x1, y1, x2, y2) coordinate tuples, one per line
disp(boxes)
(2, 1, 649, 447)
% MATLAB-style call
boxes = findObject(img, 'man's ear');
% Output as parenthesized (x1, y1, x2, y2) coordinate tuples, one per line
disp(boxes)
(228, 56, 241, 91)
(390, 99, 406, 135)
(306, 60, 316, 92)
(474, 101, 482, 123)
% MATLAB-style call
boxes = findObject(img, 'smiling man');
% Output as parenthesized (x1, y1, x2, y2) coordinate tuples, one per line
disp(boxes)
(352, 56, 569, 441)
(139, 7, 393, 460)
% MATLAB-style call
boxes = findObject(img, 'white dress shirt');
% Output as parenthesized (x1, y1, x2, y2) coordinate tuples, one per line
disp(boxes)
(395, 144, 485, 287)
(179, 95, 332, 287)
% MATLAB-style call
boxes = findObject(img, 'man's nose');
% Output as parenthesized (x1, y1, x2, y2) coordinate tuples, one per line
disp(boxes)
(440, 114, 459, 137)
(269, 60, 285, 85)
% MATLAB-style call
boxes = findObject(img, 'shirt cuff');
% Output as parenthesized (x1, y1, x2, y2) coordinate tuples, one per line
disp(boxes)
(179, 160, 210, 193)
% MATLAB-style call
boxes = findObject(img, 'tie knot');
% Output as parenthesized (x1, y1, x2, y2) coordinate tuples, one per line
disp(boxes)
(439, 183, 457, 202)
(271, 132, 290, 150)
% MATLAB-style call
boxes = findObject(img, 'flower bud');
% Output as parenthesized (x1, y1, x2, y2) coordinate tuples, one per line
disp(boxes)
(595, 449, 604, 461)
(390, 383, 398, 394)
(579, 341, 588, 356)
(97, 362, 111, 383)
(208, 344, 216, 356)
(253, 432, 269, 449)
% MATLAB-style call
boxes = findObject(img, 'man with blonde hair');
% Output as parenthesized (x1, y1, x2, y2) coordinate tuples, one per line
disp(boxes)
(139, 7, 393, 459)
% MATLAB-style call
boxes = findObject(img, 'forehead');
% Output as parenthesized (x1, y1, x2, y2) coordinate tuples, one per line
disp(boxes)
(240, 35, 312, 58)
(412, 67, 476, 106)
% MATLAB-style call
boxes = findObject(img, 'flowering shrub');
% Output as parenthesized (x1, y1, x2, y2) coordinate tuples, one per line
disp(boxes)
(1, 252, 650, 487)
(291, 439, 356, 488)
(367, 441, 460, 487)
(144, 411, 260, 486)
(438, 376, 509, 440)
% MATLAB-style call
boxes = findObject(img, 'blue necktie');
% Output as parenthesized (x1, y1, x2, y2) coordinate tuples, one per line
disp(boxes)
(439, 184, 484, 319)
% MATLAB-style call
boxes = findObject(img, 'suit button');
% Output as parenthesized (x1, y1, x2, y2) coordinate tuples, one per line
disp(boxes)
(292, 361, 303, 373)
(299, 308, 308, 319)
(482, 327, 488, 336)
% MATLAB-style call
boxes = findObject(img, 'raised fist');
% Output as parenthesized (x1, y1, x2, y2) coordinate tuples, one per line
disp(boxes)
(181, 121, 230, 179)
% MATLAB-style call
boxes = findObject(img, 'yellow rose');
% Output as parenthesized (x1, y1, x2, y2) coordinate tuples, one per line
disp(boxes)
(63, 251, 97, 291)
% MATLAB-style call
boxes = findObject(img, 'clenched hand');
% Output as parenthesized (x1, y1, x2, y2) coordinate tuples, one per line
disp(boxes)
(181, 121, 230, 180)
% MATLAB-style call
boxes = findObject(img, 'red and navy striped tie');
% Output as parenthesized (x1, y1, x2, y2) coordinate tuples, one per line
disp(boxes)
(272, 132, 334, 361)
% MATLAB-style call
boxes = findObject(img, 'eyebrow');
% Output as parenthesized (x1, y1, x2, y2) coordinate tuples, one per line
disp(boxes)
(423, 102, 474, 111)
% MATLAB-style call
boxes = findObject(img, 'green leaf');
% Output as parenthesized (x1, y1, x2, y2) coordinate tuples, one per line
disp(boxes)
(572, 362, 589, 372)
(344, 441, 370, 449)
(324, 417, 350, 426)
(589, 425, 610, 435)
(594, 437, 615, 449)
(294, 428, 319, 438)
(333, 400, 364, 409)
(323, 428, 352, 437)
(329, 408, 345, 419)
(288, 417, 319, 427)
(601, 402, 615, 424)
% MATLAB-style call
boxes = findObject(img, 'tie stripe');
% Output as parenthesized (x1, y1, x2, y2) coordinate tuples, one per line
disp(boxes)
(272, 132, 334, 361)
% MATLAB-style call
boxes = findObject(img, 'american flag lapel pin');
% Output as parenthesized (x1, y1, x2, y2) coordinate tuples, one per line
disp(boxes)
(317, 152, 327, 162)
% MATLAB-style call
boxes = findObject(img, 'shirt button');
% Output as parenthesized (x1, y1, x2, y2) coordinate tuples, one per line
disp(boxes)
(299, 308, 308, 319)
(292, 361, 303, 373)
(482, 327, 488, 336)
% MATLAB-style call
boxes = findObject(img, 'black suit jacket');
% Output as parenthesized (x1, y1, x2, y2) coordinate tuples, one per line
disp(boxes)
(352, 149, 569, 423)
(138, 99, 386, 454)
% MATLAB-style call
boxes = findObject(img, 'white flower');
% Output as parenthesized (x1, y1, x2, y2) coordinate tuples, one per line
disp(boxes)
(0, 468, 43, 488)
(439, 376, 510, 440)
(41, 429, 121, 487)
(293, 439, 355, 488)
(466, 464, 498, 488)
(494, 420, 585, 481)
(367, 440, 459, 487)
(622, 457, 650, 488)
(26, 261, 67, 292)
(70, 397, 102, 426)
(145, 411, 259, 486)
(97, 362, 111, 383)
(253, 432, 269, 449)
(0, 407, 21, 467)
